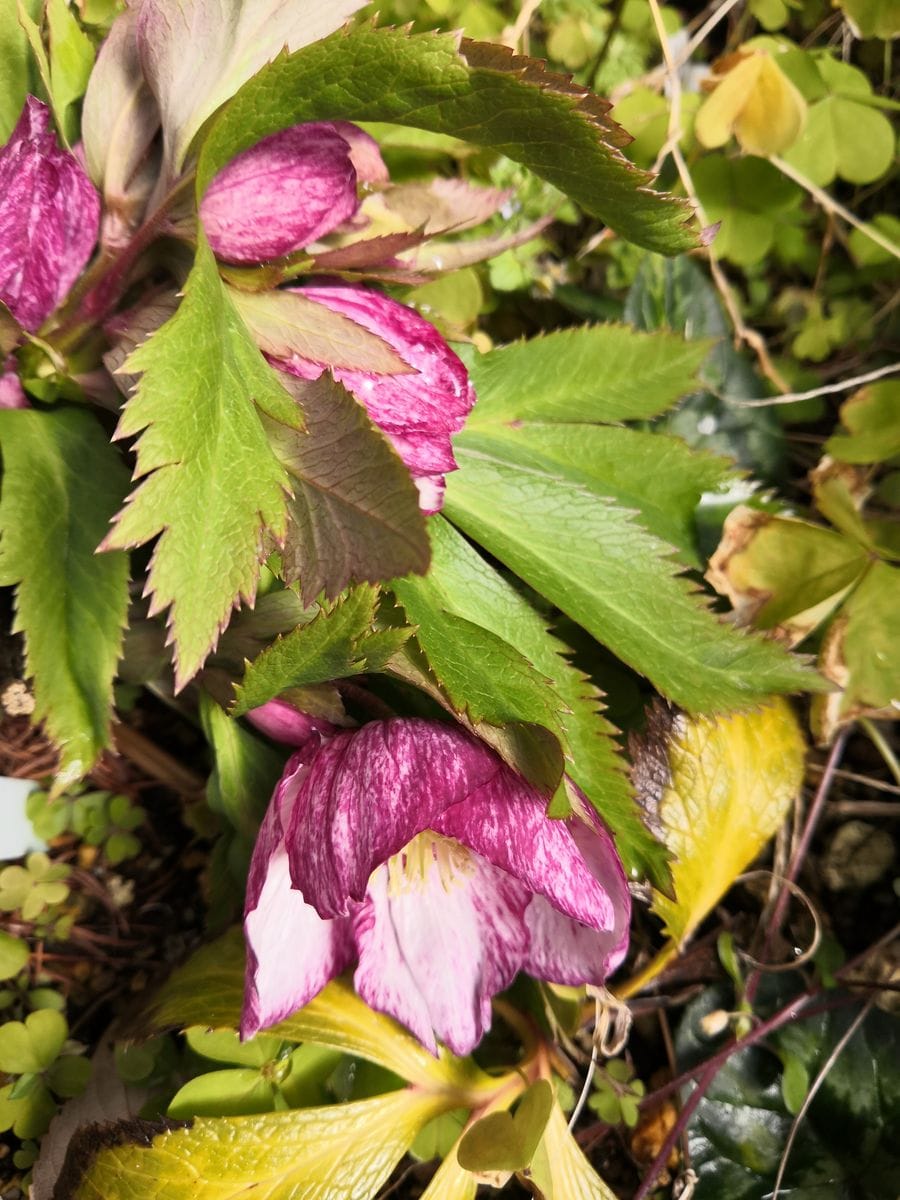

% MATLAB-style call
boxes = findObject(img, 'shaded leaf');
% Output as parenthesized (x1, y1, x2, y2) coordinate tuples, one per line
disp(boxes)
(467, 325, 711, 425)
(838, 0, 900, 37)
(46, 0, 94, 144)
(56, 1091, 447, 1200)
(0, 408, 130, 783)
(102, 236, 299, 690)
(233, 585, 412, 714)
(814, 561, 900, 740)
(196, 25, 695, 255)
(639, 700, 806, 945)
(266, 373, 430, 606)
(444, 442, 823, 713)
(825, 381, 900, 465)
(678, 988, 900, 1200)
(706, 505, 868, 646)
(457, 1080, 553, 1173)
(167, 1069, 277, 1119)
(199, 692, 284, 840)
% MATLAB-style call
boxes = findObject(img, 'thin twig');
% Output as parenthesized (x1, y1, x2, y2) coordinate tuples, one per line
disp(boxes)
(746, 731, 848, 1005)
(506, 0, 543, 51)
(771, 156, 900, 262)
(736, 360, 900, 407)
(771, 999, 875, 1199)
(859, 718, 900, 788)
(647, 0, 790, 392)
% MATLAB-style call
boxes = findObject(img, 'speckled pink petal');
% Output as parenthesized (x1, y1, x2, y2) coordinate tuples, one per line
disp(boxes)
(284, 719, 501, 920)
(354, 849, 528, 1055)
(200, 123, 359, 263)
(242, 746, 353, 1037)
(0, 359, 27, 409)
(278, 286, 477, 513)
(433, 775, 629, 937)
(0, 98, 100, 332)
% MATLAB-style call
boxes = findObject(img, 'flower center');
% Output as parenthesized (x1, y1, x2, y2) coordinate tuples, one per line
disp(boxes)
(385, 832, 473, 896)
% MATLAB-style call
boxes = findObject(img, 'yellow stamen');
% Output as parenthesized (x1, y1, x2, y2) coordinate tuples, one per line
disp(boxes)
(385, 832, 473, 896)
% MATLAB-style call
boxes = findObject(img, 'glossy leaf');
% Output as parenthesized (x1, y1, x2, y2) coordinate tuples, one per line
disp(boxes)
(233, 586, 412, 715)
(0, 408, 130, 783)
(642, 700, 806, 944)
(444, 444, 823, 714)
(102, 236, 300, 689)
(196, 25, 695, 255)
(57, 1090, 447, 1200)
(466, 325, 711, 425)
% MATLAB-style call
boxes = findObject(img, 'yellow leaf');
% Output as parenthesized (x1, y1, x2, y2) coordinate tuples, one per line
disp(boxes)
(696, 52, 806, 156)
(646, 700, 806, 945)
(420, 1146, 478, 1200)
(67, 1091, 448, 1200)
(524, 1101, 619, 1200)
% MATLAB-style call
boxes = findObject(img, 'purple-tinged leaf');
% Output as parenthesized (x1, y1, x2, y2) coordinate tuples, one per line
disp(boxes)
(376, 177, 513, 235)
(277, 285, 476, 513)
(262, 373, 429, 605)
(0, 97, 100, 331)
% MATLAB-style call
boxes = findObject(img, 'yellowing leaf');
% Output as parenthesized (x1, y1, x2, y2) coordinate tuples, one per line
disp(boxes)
(825, 381, 900, 466)
(644, 700, 806, 945)
(696, 52, 806, 156)
(62, 1090, 447, 1200)
(420, 1149, 478, 1200)
(706, 505, 868, 647)
(525, 1101, 619, 1200)
(457, 1080, 553, 1174)
(813, 561, 900, 741)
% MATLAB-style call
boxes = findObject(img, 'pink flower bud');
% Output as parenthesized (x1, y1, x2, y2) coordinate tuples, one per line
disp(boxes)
(0, 98, 100, 332)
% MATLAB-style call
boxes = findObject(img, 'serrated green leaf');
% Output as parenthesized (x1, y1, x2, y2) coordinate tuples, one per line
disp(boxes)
(392, 518, 665, 885)
(196, 25, 695, 256)
(199, 692, 284, 839)
(60, 1090, 449, 1200)
(458, 425, 734, 566)
(467, 325, 711, 425)
(0, 408, 130, 782)
(138, 928, 482, 1092)
(444, 442, 823, 713)
(264, 373, 430, 606)
(233, 586, 411, 715)
(102, 236, 300, 690)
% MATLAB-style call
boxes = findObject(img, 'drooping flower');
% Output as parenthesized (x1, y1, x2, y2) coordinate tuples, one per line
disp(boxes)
(0, 98, 101, 332)
(243, 715, 630, 1055)
(273, 286, 477, 513)
(200, 122, 387, 264)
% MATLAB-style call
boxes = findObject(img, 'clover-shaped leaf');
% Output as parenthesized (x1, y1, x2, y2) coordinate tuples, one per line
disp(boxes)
(0, 1009, 67, 1074)
(588, 1059, 646, 1128)
(0, 931, 29, 981)
(0, 853, 69, 921)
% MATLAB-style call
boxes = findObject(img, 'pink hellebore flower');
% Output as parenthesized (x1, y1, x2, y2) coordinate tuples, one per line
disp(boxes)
(200, 121, 387, 265)
(0, 98, 100, 332)
(275, 286, 477, 513)
(243, 710, 631, 1056)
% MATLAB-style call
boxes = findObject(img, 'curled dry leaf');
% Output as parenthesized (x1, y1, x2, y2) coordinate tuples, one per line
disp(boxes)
(706, 504, 868, 647)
